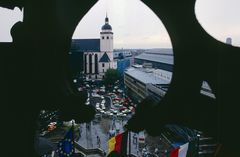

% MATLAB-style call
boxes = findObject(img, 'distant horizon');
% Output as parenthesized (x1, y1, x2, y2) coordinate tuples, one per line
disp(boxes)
(72, 0, 172, 49)
(113, 47, 173, 50)
(71, 38, 172, 50)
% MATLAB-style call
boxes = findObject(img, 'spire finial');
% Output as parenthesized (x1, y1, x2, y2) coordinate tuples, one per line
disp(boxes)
(105, 12, 109, 23)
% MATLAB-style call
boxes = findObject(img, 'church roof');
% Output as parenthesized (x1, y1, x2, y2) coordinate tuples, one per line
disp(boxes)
(99, 52, 111, 62)
(71, 39, 100, 52)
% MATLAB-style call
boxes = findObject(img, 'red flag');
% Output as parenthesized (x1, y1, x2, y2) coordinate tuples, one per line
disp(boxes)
(170, 143, 189, 157)
(108, 131, 128, 156)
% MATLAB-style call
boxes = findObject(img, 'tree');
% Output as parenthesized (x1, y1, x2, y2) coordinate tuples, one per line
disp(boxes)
(104, 69, 121, 86)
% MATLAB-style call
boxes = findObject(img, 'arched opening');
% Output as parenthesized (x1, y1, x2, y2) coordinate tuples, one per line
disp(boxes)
(95, 54, 99, 74)
(68, 0, 177, 156)
(34, 0, 196, 156)
(195, 0, 240, 47)
(89, 54, 92, 74)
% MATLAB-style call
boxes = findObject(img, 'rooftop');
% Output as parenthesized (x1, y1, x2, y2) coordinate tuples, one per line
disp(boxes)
(135, 53, 174, 65)
(124, 67, 172, 85)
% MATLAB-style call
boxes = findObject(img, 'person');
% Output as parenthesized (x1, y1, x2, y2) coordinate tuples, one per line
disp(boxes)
(154, 148, 159, 155)
(79, 127, 82, 138)
(97, 135, 101, 147)
(133, 133, 137, 144)
(86, 123, 90, 129)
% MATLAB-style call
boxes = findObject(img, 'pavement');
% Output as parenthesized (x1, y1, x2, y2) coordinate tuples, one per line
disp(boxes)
(76, 118, 139, 156)
(76, 84, 139, 156)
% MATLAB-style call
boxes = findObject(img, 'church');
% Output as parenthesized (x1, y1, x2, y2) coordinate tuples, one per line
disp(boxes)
(71, 15, 116, 80)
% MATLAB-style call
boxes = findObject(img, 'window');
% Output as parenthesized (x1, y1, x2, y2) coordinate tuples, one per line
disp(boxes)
(84, 54, 87, 73)
(89, 54, 92, 74)
(95, 54, 98, 74)
(103, 69, 104, 72)
(102, 36, 104, 39)
(107, 36, 109, 39)
(102, 63, 105, 67)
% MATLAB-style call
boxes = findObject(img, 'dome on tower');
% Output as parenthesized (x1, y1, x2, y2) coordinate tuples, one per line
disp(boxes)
(101, 15, 112, 30)
(102, 23, 112, 30)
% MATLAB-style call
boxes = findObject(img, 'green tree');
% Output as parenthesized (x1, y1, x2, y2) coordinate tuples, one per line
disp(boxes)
(104, 69, 120, 86)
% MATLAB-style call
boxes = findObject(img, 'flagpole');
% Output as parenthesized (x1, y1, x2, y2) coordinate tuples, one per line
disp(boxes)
(72, 120, 75, 154)
(72, 120, 74, 140)
(128, 131, 131, 157)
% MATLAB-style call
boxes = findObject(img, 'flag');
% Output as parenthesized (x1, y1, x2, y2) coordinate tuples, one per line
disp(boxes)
(108, 131, 128, 156)
(170, 142, 189, 157)
(56, 125, 75, 157)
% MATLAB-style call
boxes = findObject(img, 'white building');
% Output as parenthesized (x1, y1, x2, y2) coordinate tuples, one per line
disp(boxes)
(82, 15, 115, 79)
(124, 67, 172, 100)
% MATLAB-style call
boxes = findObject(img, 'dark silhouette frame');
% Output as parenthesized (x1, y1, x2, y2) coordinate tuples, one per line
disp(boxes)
(1, 0, 239, 156)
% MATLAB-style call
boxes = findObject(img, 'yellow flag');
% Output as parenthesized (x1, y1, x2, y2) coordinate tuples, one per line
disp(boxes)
(108, 136, 116, 153)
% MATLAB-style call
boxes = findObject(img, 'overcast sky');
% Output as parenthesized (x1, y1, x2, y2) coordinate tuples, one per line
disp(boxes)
(0, 0, 240, 48)
(72, 0, 171, 49)
(195, 0, 240, 47)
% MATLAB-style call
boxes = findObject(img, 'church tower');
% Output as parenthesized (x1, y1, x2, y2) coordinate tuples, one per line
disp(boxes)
(100, 15, 113, 52)
(98, 14, 115, 77)
(82, 15, 115, 80)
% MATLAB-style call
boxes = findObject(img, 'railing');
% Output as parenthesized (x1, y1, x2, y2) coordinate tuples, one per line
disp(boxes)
(198, 134, 220, 157)
(74, 141, 106, 157)
(74, 141, 138, 157)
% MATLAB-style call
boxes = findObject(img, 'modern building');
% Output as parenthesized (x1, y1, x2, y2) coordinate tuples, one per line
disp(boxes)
(124, 67, 172, 101)
(146, 84, 169, 102)
(71, 15, 115, 80)
(134, 51, 173, 72)
(113, 50, 132, 59)
(116, 58, 131, 76)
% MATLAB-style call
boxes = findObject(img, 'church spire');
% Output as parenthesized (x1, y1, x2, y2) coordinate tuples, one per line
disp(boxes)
(105, 12, 109, 24)
(101, 13, 112, 30)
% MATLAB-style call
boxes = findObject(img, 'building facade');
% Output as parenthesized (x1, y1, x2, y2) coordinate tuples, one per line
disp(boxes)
(116, 58, 131, 76)
(70, 16, 115, 80)
(124, 67, 172, 101)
